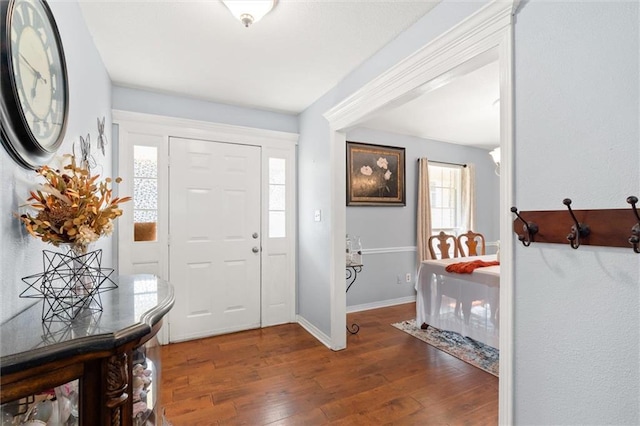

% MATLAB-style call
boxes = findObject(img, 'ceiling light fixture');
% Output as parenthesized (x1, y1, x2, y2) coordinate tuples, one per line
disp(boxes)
(222, 0, 276, 27)
(489, 147, 500, 176)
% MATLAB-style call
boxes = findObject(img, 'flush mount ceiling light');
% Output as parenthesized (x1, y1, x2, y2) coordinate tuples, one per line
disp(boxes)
(222, 0, 276, 27)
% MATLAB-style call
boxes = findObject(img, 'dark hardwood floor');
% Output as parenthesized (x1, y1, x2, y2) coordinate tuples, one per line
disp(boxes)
(161, 302, 498, 425)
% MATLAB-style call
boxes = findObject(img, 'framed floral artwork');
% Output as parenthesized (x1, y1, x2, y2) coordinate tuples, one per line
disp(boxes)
(346, 141, 405, 206)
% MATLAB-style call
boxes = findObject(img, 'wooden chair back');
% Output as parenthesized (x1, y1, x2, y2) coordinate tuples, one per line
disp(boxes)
(428, 231, 459, 259)
(457, 230, 486, 257)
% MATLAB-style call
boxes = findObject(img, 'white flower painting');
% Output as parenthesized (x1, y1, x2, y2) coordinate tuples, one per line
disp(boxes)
(347, 142, 405, 206)
(360, 165, 373, 176)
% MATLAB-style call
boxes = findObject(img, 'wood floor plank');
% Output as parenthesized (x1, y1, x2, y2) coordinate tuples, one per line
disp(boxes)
(161, 302, 498, 425)
(264, 407, 330, 425)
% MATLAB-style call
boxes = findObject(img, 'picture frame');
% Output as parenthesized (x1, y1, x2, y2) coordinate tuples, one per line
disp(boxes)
(346, 141, 406, 206)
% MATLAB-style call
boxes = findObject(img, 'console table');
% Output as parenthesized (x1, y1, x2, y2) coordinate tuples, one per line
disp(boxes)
(0, 274, 174, 426)
(346, 264, 363, 334)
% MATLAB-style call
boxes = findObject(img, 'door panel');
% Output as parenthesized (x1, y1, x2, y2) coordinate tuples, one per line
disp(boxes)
(169, 137, 261, 342)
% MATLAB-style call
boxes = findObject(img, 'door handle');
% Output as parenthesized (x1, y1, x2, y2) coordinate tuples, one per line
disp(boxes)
(252, 232, 259, 239)
(252, 247, 260, 253)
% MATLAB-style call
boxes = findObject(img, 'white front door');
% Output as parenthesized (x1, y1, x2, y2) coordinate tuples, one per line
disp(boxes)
(169, 137, 261, 342)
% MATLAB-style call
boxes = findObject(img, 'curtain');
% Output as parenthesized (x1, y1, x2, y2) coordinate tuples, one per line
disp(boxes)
(461, 163, 476, 232)
(417, 158, 432, 262)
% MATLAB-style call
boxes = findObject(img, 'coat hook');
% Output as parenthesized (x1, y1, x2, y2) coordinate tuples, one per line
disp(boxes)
(510, 207, 538, 247)
(626, 196, 640, 254)
(563, 198, 590, 249)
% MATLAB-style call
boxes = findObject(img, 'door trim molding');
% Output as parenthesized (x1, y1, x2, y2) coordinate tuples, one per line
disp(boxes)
(323, 1, 516, 424)
(113, 110, 298, 147)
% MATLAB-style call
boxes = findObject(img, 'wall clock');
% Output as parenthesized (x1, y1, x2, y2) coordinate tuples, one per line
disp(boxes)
(0, 0, 69, 169)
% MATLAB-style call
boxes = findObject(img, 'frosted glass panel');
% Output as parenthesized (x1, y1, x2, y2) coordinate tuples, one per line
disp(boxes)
(269, 185, 285, 210)
(269, 211, 286, 238)
(134, 178, 158, 210)
(269, 158, 285, 184)
(134, 210, 158, 223)
(134, 146, 158, 178)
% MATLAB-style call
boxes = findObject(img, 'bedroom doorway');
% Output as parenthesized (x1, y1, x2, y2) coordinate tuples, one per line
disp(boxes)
(324, 1, 516, 424)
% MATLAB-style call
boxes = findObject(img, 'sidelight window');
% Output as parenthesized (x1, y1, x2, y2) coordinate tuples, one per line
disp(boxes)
(133, 145, 158, 242)
(268, 158, 286, 238)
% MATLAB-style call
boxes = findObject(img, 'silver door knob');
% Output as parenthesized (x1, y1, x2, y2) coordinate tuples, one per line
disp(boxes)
(252, 232, 259, 239)
(252, 247, 259, 253)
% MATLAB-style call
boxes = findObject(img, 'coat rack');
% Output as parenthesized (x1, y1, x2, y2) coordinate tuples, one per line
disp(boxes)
(511, 196, 640, 252)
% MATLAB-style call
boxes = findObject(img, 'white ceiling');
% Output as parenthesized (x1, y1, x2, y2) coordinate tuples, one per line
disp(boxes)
(360, 59, 500, 149)
(78, 0, 498, 148)
(78, 0, 439, 114)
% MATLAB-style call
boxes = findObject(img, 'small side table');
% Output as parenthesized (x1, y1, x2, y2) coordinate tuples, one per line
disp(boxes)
(346, 263, 363, 334)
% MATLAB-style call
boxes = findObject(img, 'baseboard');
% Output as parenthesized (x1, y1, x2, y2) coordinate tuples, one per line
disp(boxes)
(347, 295, 416, 313)
(296, 314, 332, 349)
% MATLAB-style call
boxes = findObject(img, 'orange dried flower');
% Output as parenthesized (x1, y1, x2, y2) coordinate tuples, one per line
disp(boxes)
(17, 155, 131, 253)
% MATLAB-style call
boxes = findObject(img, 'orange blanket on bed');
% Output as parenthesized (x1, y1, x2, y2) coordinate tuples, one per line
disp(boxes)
(445, 260, 500, 274)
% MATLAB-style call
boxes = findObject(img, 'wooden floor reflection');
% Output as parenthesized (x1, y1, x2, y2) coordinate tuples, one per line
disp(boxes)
(161, 302, 498, 425)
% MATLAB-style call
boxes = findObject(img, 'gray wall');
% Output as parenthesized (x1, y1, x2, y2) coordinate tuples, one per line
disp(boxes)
(514, 1, 639, 424)
(112, 86, 298, 134)
(0, 2, 112, 323)
(297, 0, 487, 337)
(345, 127, 499, 308)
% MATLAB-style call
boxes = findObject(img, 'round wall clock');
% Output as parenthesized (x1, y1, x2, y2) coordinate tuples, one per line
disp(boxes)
(0, 0, 69, 169)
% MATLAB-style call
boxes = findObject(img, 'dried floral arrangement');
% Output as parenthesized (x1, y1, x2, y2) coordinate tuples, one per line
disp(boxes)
(18, 155, 131, 254)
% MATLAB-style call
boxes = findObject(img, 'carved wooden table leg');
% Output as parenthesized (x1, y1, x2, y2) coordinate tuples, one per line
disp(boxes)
(105, 353, 129, 426)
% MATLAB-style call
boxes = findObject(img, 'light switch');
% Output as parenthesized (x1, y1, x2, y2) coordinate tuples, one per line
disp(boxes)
(314, 209, 322, 222)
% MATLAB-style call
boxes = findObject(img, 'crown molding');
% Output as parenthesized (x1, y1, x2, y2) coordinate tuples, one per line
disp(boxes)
(324, 0, 515, 131)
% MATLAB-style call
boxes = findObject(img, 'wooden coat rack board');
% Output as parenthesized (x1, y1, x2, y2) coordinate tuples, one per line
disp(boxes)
(511, 197, 640, 252)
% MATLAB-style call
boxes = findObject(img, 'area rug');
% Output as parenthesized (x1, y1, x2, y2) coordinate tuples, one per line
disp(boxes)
(391, 319, 499, 377)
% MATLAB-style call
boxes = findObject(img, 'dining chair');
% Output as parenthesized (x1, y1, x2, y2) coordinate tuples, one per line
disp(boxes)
(456, 230, 492, 324)
(427, 231, 462, 320)
(457, 230, 486, 257)
(428, 231, 460, 259)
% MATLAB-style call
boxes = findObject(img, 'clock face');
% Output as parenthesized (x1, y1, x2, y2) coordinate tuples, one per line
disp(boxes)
(0, 0, 68, 169)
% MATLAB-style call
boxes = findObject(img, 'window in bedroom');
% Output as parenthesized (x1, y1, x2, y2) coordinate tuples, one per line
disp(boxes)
(429, 163, 463, 236)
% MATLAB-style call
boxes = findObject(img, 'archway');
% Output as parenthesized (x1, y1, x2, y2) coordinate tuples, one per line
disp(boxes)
(323, 1, 517, 423)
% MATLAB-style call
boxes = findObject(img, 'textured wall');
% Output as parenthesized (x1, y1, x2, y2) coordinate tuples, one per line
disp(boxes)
(0, 1, 112, 323)
(514, 2, 640, 424)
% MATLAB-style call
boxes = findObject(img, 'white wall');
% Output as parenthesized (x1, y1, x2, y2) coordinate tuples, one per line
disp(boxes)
(297, 0, 487, 337)
(0, 1, 112, 323)
(514, 2, 639, 424)
(345, 127, 499, 308)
